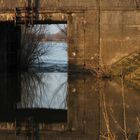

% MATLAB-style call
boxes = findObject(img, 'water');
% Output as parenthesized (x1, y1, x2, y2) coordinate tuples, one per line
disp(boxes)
(19, 72, 68, 109)
(0, 73, 140, 139)
(39, 42, 68, 64)
(18, 42, 68, 109)
(0, 42, 140, 140)
(100, 79, 140, 139)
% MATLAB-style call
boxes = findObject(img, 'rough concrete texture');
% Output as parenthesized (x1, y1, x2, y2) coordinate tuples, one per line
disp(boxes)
(0, 0, 140, 70)
(101, 11, 140, 66)
(0, 1, 140, 139)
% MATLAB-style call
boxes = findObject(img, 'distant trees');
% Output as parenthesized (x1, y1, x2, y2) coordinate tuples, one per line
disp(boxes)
(45, 24, 67, 41)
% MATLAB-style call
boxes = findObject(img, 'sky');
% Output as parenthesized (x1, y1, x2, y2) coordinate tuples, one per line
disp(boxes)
(46, 24, 66, 34)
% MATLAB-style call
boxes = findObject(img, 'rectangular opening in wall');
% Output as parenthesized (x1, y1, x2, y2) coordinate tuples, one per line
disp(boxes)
(18, 23, 68, 111)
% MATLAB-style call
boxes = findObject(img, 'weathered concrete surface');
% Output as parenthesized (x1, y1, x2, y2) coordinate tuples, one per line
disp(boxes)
(0, 1, 140, 139)
(101, 11, 140, 66)
(0, 0, 99, 71)
(0, 0, 139, 70)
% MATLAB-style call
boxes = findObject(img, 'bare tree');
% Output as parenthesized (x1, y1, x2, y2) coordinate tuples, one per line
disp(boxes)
(20, 25, 48, 70)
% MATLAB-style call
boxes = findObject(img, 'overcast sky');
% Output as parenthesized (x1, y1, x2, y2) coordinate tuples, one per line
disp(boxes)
(46, 24, 66, 34)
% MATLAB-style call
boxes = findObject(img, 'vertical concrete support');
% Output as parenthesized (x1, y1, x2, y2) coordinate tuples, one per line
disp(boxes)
(68, 12, 85, 67)
(35, 0, 40, 20)
(68, 76, 99, 140)
(84, 10, 99, 70)
(68, 10, 99, 71)
(68, 76, 85, 131)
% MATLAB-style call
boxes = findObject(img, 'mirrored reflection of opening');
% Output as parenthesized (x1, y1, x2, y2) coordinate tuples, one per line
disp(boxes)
(19, 24, 68, 109)
(19, 72, 67, 109)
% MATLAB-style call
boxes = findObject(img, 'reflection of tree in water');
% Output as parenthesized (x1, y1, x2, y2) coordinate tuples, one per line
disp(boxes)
(20, 72, 67, 109)
(20, 71, 44, 108)
(100, 77, 140, 140)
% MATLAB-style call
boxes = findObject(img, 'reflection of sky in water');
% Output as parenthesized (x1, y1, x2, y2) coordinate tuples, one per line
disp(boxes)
(40, 42, 68, 64)
(19, 73, 68, 109)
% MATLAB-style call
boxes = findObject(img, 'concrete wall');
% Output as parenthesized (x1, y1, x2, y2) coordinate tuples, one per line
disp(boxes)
(0, 0, 139, 70)
(100, 2, 140, 66)
(0, 1, 140, 139)
(0, 0, 99, 71)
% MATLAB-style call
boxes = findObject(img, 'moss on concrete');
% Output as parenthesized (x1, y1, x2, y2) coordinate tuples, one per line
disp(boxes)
(110, 51, 140, 77)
